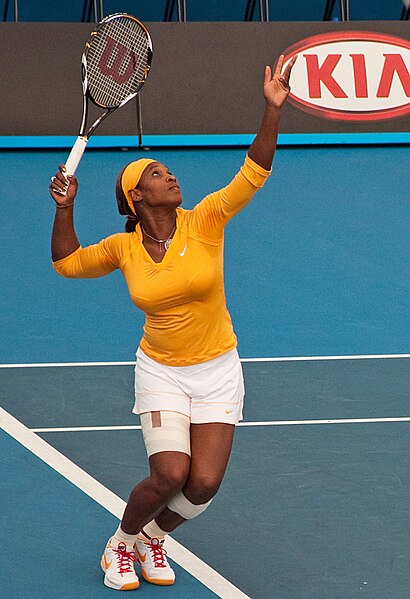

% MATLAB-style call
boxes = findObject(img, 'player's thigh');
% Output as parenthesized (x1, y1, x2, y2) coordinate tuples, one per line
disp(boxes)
(189, 422, 235, 486)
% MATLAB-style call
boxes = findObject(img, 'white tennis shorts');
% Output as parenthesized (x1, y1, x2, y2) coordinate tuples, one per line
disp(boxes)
(133, 347, 244, 424)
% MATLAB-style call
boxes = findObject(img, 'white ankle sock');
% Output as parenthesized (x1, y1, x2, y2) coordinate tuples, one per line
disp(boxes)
(112, 525, 138, 547)
(137, 519, 168, 543)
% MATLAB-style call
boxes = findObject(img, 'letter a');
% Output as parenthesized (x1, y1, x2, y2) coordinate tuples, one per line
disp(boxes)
(377, 54, 410, 98)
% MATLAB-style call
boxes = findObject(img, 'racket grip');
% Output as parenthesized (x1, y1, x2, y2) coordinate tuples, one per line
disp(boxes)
(65, 136, 88, 177)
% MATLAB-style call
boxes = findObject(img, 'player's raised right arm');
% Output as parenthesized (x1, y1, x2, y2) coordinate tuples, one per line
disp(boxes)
(50, 164, 80, 261)
(248, 55, 297, 171)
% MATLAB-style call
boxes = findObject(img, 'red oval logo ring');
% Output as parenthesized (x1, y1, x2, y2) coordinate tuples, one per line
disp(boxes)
(283, 31, 410, 121)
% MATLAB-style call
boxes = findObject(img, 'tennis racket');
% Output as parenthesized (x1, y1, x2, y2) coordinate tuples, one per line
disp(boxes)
(65, 13, 153, 177)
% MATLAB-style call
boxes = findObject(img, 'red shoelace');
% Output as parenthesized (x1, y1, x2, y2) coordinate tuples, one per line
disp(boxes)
(114, 542, 137, 574)
(149, 538, 167, 568)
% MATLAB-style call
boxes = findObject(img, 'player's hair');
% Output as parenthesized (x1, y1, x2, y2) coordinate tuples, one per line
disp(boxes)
(116, 167, 140, 233)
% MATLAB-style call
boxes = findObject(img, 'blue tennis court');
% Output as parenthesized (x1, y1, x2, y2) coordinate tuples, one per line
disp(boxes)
(1, 144, 410, 598)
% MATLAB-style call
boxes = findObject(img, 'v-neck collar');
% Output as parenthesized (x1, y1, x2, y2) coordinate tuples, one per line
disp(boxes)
(136, 212, 180, 267)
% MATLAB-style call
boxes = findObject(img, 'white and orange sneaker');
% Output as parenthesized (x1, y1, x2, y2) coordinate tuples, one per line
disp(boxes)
(134, 537, 175, 586)
(101, 537, 140, 591)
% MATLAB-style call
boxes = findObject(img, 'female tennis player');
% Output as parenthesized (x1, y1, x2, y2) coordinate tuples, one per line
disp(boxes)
(50, 54, 296, 591)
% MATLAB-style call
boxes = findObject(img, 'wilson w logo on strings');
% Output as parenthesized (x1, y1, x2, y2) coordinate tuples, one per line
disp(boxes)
(98, 36, 138, 85)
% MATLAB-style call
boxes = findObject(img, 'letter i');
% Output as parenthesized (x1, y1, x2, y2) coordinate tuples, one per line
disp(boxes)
(350, 54, 368, 98)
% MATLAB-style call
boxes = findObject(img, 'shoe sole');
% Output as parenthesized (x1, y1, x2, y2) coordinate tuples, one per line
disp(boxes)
(141, 570, 175, 586)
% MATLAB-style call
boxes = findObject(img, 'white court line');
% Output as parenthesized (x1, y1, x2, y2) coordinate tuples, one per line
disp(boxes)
(0, 361, 135, 368)
(0, 407, 250, 599)
(239, 417, 410, 426)
(1, 353, 410, 368)
(30, 416, 410, 434)
(31, 425, 144, 433)
(240, 354, 410, 362)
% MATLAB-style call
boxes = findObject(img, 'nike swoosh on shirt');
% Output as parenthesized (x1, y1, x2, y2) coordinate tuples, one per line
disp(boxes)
(179, 245, 187, 257)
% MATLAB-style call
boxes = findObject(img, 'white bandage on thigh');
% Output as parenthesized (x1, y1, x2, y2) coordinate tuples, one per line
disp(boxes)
(140, 411, 191, 457)
(167, 491, 213, 520)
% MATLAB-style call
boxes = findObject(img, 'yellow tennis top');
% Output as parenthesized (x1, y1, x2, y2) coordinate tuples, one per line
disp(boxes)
(53, 155, 270, 366)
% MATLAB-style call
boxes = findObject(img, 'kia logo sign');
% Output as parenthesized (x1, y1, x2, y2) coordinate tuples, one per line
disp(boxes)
(283, 31, 410, 121)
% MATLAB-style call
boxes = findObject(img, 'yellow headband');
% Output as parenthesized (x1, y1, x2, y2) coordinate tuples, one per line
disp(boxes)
(121, 158, 156, 215)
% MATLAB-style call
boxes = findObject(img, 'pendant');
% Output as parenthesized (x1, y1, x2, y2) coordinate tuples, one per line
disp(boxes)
(164, 238, 172, 251)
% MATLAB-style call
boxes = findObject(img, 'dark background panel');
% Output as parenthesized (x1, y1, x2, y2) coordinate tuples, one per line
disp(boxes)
(0, 22, 408, 137)
(0, 23, 137, 136)
(140, 21, 410, 135)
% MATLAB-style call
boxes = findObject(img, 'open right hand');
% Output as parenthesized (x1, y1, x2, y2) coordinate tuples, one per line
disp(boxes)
(49, 164, 78, 206)
(264, 54, 297, 109)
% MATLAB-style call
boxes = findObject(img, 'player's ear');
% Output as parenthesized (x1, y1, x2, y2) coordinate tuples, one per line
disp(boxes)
(129, 188, 143, 202)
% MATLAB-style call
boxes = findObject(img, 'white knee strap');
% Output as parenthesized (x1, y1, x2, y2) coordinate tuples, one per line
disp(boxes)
(167, 491, 213, 520)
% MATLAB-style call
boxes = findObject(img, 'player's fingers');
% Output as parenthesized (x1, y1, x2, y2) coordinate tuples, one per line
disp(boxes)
(55, 172, 68, 185)
(50, 174, 68, 192)
(50, 175, 63, 188)
(282, 55, 297, 82)
(273, 54, 284, 76)
(49, 178, 65, 195)
(58, 164, 70, 183)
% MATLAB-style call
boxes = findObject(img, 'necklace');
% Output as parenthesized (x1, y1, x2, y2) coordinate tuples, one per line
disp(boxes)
(141, 223, 176, 252)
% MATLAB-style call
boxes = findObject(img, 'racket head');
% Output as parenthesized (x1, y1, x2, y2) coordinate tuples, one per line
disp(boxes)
(82, 13, 153, 109)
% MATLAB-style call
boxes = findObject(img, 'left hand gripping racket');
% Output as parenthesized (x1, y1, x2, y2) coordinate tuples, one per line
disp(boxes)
(65, 13, 153, 177)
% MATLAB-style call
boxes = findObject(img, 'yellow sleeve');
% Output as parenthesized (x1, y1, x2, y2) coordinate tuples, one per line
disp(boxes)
(190, 155, 271, 239)
(52, 233, 126, 279)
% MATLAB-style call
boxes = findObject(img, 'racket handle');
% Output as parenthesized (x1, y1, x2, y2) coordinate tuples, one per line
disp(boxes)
(65, 136, 88, 177)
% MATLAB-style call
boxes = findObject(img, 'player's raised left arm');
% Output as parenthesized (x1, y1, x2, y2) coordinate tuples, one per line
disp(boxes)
(50, 165, 80, 261)
(248, 54, 297, 171)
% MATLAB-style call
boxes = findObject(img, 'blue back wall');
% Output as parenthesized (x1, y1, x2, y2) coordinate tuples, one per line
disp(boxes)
(4, 0, 404, 22)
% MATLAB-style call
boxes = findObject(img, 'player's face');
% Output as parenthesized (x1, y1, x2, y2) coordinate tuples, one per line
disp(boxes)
(136, 162, 182, 208)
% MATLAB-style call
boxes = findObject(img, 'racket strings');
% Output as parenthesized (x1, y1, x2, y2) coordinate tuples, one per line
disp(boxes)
(86, 17, 150, 108)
